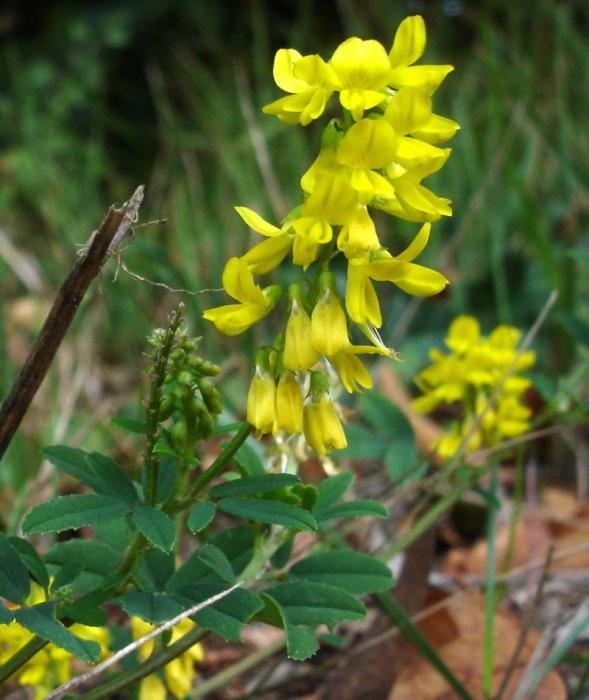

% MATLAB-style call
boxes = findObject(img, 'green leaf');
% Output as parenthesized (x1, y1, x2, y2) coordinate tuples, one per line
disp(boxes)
(314, 473, 355, 510)
(88, 453, 138, 505)
(14, 602, 100, 662)
(51, 561, 84, 592)
(187, 501, 216, 534)
(61, 589, 109, 627)
(7, 537, 49, 589)
(265, 582, 366, 628)
(46, 540, 120, 575)
(383, 435, 419, 484)
(0, 533, 30, 603)
(23, 494, 130, 534)
(360, 392, 407, 435)
(210, 474, 301, 498)
(132, 507, 176, 553)
(197, 544, 235, 582)
(270, 538, 293, 570)
(111, 415, 147, 434)
(147, 457, 178, 505)
(139, 550, 176, 592)
(120, 592, 184, 624)
(207, 526, 255, 577)
(0, 602, 14, 624)
(259, 594, 318, 660)
(166, 555, 225, 594)
(314, 499, 388, 522)
(218, 498, 317, 531)
(177, 585, 263, 641)
(289, 551, 393, 594)
(340, 424, 386, 459)
(233, 442, 265, 476)
(42, 446, 137, 505)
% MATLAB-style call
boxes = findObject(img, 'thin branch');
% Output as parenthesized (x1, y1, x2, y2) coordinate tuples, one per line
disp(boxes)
(44, 582, 242, 700)
(0, 185, 145, 460)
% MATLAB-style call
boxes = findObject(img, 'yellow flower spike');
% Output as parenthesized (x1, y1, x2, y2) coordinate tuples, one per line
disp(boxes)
(247, 354, 278, 436)
(203, 258, 280, 335)
(345, 259, 382, 327)
(388, 15, 454, 91)
(284, 286, 320, 371)
(276, 370, 304, 433)
(330, 37, 391, 120)
(303, 372, 347, 455)
(263, 50, 339, 125)
(311, 273, 350, 357)
(337, 207, 381, 258)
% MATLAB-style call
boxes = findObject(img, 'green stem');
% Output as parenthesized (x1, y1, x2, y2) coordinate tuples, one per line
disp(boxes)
(190, 637, 286, 698)
(79, 628, 208, 700)
(0, 635, 49, 684)
(177, 422, 252, 509)
(483, 463, 499, 699)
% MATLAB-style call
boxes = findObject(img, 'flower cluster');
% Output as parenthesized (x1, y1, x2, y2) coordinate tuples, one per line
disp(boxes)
(1, 584, 109, 699)
(132, 617, 204, 700)
(204, 16, 458, 454)
(412, 315, 536, 458)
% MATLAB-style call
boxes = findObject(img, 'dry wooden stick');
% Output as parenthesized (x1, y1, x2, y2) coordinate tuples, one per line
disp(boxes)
(0, 185, 145, 460)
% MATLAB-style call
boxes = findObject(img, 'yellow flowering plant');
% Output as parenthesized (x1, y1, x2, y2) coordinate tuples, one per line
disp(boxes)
(412, 315, 536, 459)
(0, 15, 464, 700)
(204, 14, 458, 455)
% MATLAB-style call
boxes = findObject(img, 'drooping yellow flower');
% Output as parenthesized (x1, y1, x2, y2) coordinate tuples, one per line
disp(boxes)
(234, 206, 293, 275)
(276, 371, 304, 433)
(247, 362, 277, 436)
(303, 373, 347, 455)
(311, 279, 350, 357)
(203, 257, 280, 335)
(262, 49, 340, 125)
(283, 287, 320, 371)
(330, 37, 391, 120)
(132, 617, 204, 700)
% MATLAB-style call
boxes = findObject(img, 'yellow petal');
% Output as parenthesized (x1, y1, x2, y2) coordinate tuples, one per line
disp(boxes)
(446, 315, 480, 353)
(396, 222, 431, 262)
(222, 257, 267, 306)
(331, 37, 391, 89)
(273, 48, 306, 92)
(140, 675, 167, 700)
(303, 396, 347, 455)
(331, 352, 373, 393)
(284, 299, 320, 370)
(389, 15, 426, 68)
(242, 235, 292, 274)
(412, 113, 460, 144)
(337, 207, 380, 258)
(276, 371, 304, 433)
(311, 290, 350, 356)
(389, 64, 454, 90)
(202, 302, 269, 336)
(385, 86, 432, 135)
(247, 370, 277, 435)
(235, 206, 282, 236)
(337, 118, 398, 169)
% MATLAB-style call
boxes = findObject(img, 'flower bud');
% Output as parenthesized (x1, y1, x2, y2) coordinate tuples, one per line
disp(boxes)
(246, 367, 277, 435)
(303, 393, 347, 455)
(284, 286, 320, 371)
(311, 273, 349, 357)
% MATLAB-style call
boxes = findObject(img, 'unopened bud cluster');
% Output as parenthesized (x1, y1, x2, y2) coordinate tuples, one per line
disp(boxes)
(204, 16, 458, 455)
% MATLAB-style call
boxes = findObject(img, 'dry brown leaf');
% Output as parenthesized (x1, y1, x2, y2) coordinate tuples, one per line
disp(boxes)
(389, 589, 567, 700)
(443, 516, 552, 578)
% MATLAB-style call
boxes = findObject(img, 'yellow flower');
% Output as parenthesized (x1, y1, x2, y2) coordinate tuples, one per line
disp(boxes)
(247, 363, 277, 436)
(235, 206, 293, 275)
(284, 291, 320, 371)
(311, 282, 350, 357)
(303, 376, 347, 455)
(276, 371, 304, 433)
(132, 617, 204, 700)
(345, 223, 447, 325)
(262, 49, 340, 125)
(388, 15, 454, 91)
(330, 37, 391, 120)
(203, 257, 280, 335)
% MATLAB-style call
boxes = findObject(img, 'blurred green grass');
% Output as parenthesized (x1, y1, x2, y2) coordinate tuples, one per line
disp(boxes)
(1, 0, 588, 493)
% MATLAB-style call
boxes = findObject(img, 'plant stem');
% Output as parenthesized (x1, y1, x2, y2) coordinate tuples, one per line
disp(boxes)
(178, 421, 252, 509)
(0, 635, 49, 684)
(78, 627, 208, 700)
